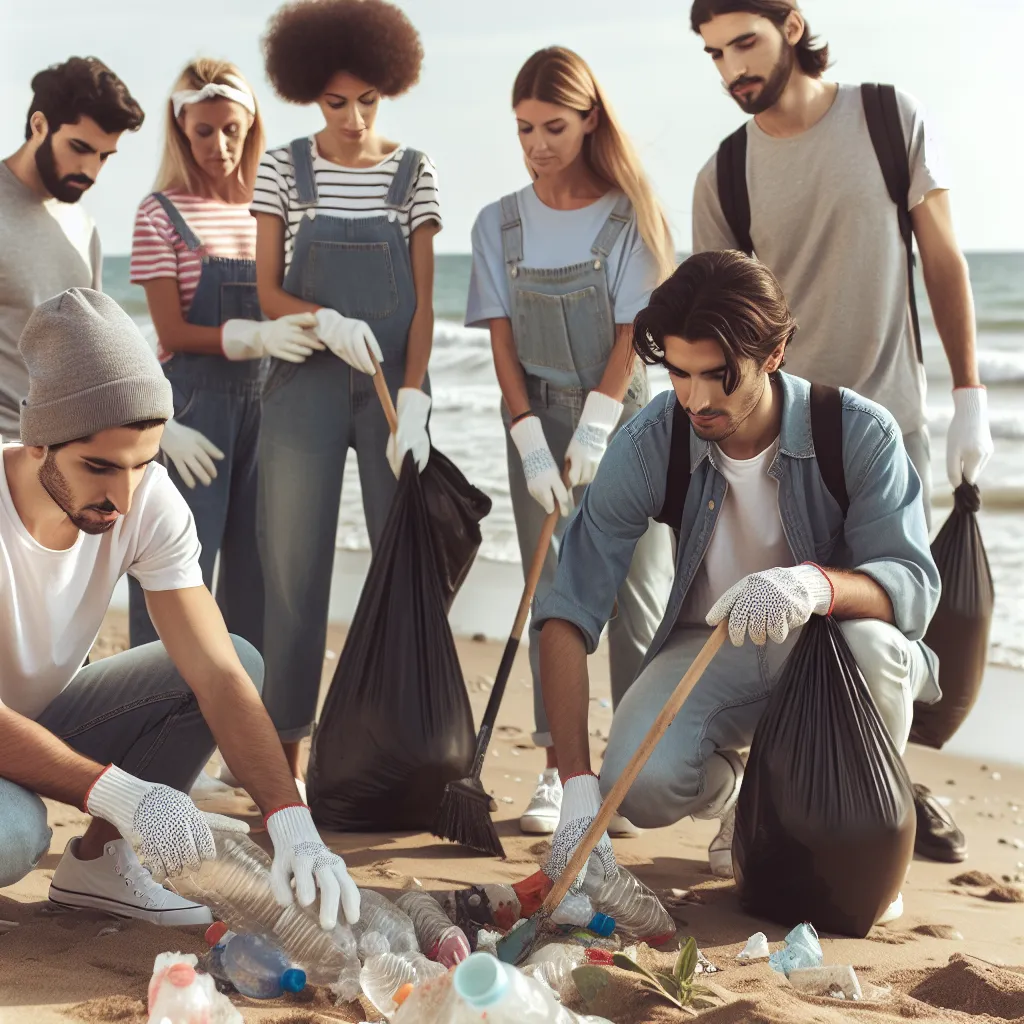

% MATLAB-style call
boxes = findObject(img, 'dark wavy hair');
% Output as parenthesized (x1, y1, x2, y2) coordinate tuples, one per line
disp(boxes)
(689, 0, 831, 79)
(263, 0, 423, 103)
(25, 57, 144, 140)
(633, 250, 797, 395)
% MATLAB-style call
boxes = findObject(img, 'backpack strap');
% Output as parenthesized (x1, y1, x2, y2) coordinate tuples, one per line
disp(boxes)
(715, 125, 754, 257)
(654, 401, 693, 534)
(860, 83, 923, 365)
(809, 383, 849, 518)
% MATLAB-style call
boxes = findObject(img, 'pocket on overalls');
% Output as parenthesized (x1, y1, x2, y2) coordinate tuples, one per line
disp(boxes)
(305, 241, 399, 320)
(562, 285, 613, 381)
(514, 290, 575, 374)
(220, 281, 262, 322)
(167, 370, 199, 424)
(262, 358, 302, 402)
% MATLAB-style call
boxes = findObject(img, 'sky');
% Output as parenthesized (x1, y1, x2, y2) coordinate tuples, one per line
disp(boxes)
(3, 0, 1021, 254)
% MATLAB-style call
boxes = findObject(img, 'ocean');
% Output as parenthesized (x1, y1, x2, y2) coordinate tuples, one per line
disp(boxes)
(103, 252, 1024, 670)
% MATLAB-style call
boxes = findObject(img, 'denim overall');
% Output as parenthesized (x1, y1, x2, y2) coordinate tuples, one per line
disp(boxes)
(258, 140, 425, 741)
(499, 191, 674, 746)
(128, 192, 265, 653)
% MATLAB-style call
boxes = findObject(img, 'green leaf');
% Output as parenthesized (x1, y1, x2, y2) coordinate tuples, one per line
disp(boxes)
(692, 996, 718, 1010)
(612, 952, 662, 987)
(676, 936, 699, 985)
(571, 966, 611, 1005)
(654, 972, 681, 996)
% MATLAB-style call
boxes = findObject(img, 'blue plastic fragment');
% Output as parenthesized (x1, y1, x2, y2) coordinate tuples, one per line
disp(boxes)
(768, 923, 823, 976)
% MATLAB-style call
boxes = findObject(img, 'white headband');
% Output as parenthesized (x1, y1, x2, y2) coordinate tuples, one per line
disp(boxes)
(171, 81, 256, 118)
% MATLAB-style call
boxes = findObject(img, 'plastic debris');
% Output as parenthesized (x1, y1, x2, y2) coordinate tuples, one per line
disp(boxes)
(147, 952, 241, 1024)
(696, 949, 719, 974)
(769, 923, 823, 976)
(737, 932, 770, 960)
(0, 920, 20, 934)
(789, 965, 862, 1000)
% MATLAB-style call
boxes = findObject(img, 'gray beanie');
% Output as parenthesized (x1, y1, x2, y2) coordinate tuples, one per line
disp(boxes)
(19, 288, 173, 447)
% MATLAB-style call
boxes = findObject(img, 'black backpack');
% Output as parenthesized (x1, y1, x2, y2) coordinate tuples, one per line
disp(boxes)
(715, 83, 923, 365)
(654, 383, 848, 533)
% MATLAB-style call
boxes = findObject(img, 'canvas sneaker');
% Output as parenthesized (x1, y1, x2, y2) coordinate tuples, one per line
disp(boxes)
(608, 813, 642, 838)
(520, 769, 562, 834)
(49, 837, 212, 927)
(707, 749, 747, 878)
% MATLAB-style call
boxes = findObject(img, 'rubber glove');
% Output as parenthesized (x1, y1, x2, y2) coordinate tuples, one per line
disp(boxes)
(386, 388, 432, 477)
(510, 415, 572, 517)
(314, 308, 383, 376)
(543, 773, 617, 893)
(266, 805, 361, 930)
(160, 418, 224, 489)
(707, 564, 834, 647)
(947, 386, 994, 489)
(221, 313, 323, 363)
(85, 764, 249, 881)
(566, 391, 624, 489)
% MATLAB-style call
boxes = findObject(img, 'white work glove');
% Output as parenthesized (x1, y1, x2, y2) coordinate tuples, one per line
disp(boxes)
(314, 307, 383, 376)
(946, 386, 994, 489)
(707, 564, 834, 647)
(160, 418, 224, 489)
(386, 388, 432, 477)
(510, 415, 572, 517)
(221, 313, 323, 363)
(543, 773, 617, 895)
(566, 391, 623, 489)
(85, 764, 249, 880)
(266, 805, 361, 931)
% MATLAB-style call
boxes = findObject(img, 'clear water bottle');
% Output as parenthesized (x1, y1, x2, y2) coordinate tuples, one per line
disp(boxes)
(172, 830, 361, 997)
(353, 889, 419, 955)
(582, 866, 675, 943)
(221, 933, 306, 999)
(549, 888, 615, 937)
(395, 891, 471, 967)
(360, 950, 446, 1017)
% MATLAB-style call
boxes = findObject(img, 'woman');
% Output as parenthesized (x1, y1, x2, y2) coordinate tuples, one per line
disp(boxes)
(254, 0, 441, 779)
(466, 47, 676, 836)
(128, 59, 317, 652)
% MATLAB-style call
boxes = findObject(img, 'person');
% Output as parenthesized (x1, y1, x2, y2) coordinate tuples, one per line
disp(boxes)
(533, 252, 939, 923)
(466, 47, 676, 837)
(126, 59, 318, 653)
(0, 288, 359, 931)
(252, 0, 442, 780)
(688, 0, 987, 862)
(0, 57, 143, 440)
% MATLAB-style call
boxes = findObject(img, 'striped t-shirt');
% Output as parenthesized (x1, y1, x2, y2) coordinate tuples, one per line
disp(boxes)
(250, 138, 442, 272)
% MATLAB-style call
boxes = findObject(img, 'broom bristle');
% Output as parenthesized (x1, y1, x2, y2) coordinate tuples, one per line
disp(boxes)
(432, 777, 506, 858)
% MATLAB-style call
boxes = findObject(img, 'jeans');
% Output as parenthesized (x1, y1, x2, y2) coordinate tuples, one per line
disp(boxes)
(599, 619, 931, 828)
(0, 636, 263, 889)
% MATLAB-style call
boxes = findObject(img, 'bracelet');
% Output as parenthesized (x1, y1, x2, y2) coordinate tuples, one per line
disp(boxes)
(510, 410, 533, 426)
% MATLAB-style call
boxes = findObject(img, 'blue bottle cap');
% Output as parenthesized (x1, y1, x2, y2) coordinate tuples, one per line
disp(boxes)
(588, 912, 615, 937)
(281, 968, 306, 993)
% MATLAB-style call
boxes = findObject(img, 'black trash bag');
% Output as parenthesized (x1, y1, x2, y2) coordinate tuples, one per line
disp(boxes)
(733, 616, 916, 938)
(910, 482, 994, 749)
(307, 449, 491, 831)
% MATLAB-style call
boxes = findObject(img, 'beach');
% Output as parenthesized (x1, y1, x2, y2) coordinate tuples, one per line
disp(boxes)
(2, 608, 1024, 1024)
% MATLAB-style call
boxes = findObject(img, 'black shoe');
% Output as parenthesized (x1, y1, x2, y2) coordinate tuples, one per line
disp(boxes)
(913, 783, 967, 863)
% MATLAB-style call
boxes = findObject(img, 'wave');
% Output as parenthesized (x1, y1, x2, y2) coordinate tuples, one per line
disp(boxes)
(979, 349, 1024, 385)
(927, 406, 1024, 441)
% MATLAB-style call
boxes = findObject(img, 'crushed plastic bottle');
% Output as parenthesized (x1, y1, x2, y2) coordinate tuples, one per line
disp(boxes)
(521, 942, 596, 1002)
(789, 965, 862, 1000)
(353, 889, 419, 956)
(395, 891, 471, 967)
(360, 950, 446, 1017)
(582, 867, 675, 943)
(172, 830, 360, 998)
(146, 952, 241, 1024)
(222, 933, 306, 999)
(768, 923, 822, 976)
(549, 888, 616, 937)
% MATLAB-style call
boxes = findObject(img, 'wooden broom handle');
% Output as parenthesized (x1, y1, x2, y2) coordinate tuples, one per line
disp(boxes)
(542, 620, 729, 913)
(370, 354, 399, 434)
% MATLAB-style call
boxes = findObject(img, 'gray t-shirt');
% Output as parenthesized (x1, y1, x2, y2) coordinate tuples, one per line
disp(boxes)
(466, 186, 659, 328)
(692, 84, 947, 434)
(0, 162, 102, 437)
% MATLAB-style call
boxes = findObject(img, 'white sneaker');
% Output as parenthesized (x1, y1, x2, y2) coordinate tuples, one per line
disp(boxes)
(49, 838, 212, 926)
(707, 750, 746, 878)
(520, 769, 562, 834)
(876, 892, 904, 925)
(608, 813, 642, 838)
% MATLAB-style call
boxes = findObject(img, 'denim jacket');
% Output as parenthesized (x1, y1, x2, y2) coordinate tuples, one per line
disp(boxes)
(532, 372, 941, 699)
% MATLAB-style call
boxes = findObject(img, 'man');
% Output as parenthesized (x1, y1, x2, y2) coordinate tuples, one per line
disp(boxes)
(534, 252, 939, 923)
(688, 0, 989, 860)
(0, 288, 359, 931)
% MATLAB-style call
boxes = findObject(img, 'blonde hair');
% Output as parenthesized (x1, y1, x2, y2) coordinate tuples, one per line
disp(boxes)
(513, 47, 676, 283)
(153, 59, 265, 200)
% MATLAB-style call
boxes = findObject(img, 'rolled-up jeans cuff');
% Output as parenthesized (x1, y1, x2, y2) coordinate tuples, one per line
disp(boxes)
(278, 724, 313, 744)
(531, 730, 553, 748)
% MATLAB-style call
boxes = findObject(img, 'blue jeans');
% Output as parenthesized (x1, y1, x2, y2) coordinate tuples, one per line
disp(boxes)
(129, 357, 264, 650)
(0, 637, 264, 889)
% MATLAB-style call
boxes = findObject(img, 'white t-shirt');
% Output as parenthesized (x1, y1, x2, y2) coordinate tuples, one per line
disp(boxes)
(0, 446, 203, 720)
(465, 186, 660, 328)
(681, 439, 795, 624)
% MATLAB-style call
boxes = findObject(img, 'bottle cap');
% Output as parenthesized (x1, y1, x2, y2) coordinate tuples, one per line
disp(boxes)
(588, 912, 615, 937)
(281, 968, 306, 993)
(454, 952, 509, 1007)
(204, 921, 230, 947)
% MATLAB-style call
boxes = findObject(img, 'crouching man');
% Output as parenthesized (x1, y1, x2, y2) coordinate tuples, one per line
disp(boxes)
(0, 288, 358, 930)
(534, 251, 939, 922)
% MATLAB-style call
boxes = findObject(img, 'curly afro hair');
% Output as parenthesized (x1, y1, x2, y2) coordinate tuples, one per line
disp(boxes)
(263, 0, 423, 103)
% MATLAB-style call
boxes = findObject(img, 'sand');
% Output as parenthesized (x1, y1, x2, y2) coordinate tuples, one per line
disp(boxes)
(2, 610, 1024, 1024)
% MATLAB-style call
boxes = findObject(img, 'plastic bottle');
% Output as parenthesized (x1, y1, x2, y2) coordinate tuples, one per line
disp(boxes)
(582, 866, 675, 943)
(549, 888, 615, 937)
(360, 950, 447, 1017)
(395, 891, 471, 967)
(147, 957, 214, 1024)
(221, 933, 306, 999)
(353, 889, 420, 956)
(172, 830, 361, 998)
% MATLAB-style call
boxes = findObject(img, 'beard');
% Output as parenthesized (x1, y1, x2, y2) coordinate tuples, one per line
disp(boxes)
(728, 43, 797, 115)
(39, 452, 118, 535)
(35, 134, 94, 204)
